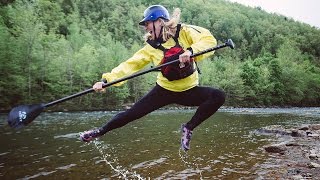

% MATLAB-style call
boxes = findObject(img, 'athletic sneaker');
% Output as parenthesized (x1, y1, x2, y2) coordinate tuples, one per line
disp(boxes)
(79, 129, 101, 142)
(181, 124, 193, 151)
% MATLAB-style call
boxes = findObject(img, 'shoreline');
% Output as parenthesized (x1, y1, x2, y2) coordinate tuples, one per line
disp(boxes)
(1, 106, 320, 114)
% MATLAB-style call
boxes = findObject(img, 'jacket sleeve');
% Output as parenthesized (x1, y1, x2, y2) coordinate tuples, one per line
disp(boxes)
(101, 46, 152, 86)
(182, 25, 217, 61)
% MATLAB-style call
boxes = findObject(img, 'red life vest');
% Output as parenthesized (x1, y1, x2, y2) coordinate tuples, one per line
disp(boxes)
(147, 24, 198, 81)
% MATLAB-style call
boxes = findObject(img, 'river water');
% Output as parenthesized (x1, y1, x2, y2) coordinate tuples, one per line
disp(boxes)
(0, 108, 320, 179)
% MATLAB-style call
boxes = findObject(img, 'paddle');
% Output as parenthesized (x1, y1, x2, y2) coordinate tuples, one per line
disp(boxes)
(7, 39, 235, 129)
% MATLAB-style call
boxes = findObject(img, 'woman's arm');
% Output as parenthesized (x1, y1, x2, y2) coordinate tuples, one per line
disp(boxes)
(181, 25, 217, 61)
(101, 46, 152, 86)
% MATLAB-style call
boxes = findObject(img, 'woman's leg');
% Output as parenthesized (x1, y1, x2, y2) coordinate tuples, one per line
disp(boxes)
(176, 86, 225, 130)
(99, 84, 174, 134)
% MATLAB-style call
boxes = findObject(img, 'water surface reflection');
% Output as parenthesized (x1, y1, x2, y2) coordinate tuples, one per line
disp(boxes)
(1, 108, 319, 179)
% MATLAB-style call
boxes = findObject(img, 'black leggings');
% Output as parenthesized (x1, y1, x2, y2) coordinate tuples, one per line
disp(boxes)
(99, 84, 225, 135)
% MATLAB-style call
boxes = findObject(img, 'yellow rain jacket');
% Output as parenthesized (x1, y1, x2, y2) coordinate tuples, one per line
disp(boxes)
(102, 24, 217, 92)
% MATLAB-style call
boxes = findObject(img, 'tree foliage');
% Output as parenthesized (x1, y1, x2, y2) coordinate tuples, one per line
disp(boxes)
(1, 0, 319, 111)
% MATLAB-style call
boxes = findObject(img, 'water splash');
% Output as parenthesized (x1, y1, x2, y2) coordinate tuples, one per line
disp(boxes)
(178, 148, 203, 179)
(92, 140, 147, 180)
(54, 133, 80, 139)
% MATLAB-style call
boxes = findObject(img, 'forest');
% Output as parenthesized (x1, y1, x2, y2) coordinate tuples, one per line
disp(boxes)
(0, 0, 319, 111)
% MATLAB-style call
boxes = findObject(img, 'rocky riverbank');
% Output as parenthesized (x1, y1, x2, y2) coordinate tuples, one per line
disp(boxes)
(253, 124, 320, 179)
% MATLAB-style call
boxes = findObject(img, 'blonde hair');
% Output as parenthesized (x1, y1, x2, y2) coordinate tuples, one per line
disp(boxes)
(144, 8, 181, 42)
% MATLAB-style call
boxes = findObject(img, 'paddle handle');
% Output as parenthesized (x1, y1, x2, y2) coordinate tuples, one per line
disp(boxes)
(44, 39, 234, 108)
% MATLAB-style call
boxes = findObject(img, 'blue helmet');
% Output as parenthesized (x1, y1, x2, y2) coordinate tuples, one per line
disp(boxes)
(139, 5, 170, 25)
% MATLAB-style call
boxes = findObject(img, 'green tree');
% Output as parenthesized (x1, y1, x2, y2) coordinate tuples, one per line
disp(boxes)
(1, 0, 320, 110)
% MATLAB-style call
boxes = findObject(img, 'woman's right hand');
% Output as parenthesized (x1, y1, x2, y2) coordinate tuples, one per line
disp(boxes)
(93, 82, 106, 92)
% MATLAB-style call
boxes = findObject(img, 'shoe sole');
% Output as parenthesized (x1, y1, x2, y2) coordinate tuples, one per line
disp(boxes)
(181, 124, 190, 151)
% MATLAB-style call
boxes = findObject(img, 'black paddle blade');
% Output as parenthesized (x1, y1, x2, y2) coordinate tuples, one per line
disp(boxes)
(226, 39, 235, 49)
(7, 104, 45, 129)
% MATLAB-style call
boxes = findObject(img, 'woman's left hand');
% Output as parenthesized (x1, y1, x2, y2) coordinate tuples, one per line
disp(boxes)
(179, 50, 192, 68)
(179, 50, 192, 63)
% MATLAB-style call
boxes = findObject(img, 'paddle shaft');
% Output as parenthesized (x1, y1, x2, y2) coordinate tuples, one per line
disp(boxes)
(44, 42, 231, 108)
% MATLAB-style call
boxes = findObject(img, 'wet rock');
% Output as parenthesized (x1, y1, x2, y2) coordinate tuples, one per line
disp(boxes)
(309, 149, 320, 155)
(309, 124, 320, 130)
(309, 154, 318, 159)
(292, 175, 304, 180)
(264, 144, 287, 154)
(308, 162, 320, 168)
(306, 131, 312, 136)
(299, 126, 309, 131)
(291, 130, 304, 137)
(285, 142, 300, 147)
(307, 133, 319, 138)
(308, 149, 320, 160)
(254, 125, 310, 138)
(255, 125, 292, 136)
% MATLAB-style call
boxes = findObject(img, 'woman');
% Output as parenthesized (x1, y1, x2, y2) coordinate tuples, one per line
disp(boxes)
(80, 5, 225, 151)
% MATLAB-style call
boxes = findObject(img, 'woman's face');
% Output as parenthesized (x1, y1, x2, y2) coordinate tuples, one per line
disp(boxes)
(144, 19, 162, 40)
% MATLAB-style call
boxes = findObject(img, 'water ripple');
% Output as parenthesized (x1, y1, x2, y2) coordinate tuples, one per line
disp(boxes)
(53, 132, 79, 139)
(0, 152, 10, 156)
(56, 164, 77, 170)
(18, 171, 57, 180)
(132, 157, 167, 169)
